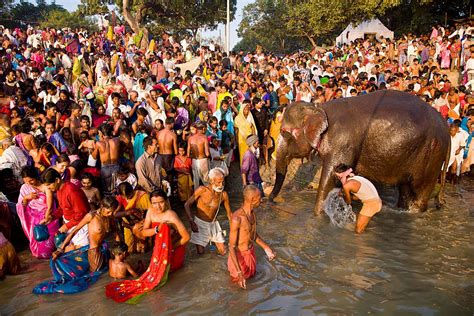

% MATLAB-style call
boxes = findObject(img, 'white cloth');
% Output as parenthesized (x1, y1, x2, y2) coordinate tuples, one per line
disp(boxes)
(0, 145, 28, 181)
(145, 97, 166, 125)
(64, 218, 89, 247)
(106, 103, 132, 117)
(192, 158, 210, 191)
(190, 216, 225, 247)
(449, 132, 466, 174)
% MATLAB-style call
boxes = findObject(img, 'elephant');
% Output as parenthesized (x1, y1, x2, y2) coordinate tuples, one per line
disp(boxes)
(269, 90, 450, 214)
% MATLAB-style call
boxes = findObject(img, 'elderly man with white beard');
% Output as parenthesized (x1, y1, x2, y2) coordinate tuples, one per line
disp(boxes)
(184, 168, 232, 255)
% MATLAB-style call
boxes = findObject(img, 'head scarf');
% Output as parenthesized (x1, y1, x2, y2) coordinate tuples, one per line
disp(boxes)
(234, 104, 258, 138)
(246, 134, 258, 147)
(335, 168, 354, 185)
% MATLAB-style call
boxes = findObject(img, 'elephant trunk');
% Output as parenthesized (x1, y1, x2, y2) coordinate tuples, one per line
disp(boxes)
(270, 135, 289, 201)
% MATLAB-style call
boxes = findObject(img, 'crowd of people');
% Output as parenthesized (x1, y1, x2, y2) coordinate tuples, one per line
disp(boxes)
(0, 19, 473, 297)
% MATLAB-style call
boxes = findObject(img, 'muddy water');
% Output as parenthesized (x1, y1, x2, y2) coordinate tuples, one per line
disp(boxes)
(1, 179, 473, 315)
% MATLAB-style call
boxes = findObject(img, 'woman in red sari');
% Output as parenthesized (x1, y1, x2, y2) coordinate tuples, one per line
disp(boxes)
(106, 190, 190, 304)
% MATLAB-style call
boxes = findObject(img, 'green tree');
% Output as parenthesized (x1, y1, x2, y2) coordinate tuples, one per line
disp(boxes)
(381, 0, 472, 36)
(78, 0, 237, 49)
(40, 9, 98, 31)
(0, 0, 64, 28)
(285, 0, 403, 48)
(237, 0, 471, 53)
(237, 0, 291, 52)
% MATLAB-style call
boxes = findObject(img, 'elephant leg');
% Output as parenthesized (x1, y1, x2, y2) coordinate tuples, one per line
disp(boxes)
(314, 163, 335, 215)
(409, 178, 436, 212)
(397, 183, 413, 209)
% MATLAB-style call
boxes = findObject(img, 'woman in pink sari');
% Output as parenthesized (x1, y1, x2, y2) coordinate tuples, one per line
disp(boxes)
(440, 42, 451, 69)
(16, 166, 60, 259)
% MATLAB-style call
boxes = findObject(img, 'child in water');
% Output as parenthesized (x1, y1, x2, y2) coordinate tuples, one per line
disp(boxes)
(109, 244, 140, 279)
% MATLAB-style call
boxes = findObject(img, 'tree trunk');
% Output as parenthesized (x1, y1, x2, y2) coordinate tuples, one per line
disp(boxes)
(191, 28, 198, 40)
(306, 34, 317, 48)
(122, 0, 149, 50)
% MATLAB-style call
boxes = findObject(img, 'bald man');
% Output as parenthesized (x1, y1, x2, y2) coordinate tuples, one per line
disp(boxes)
(228, 185, 276, 289)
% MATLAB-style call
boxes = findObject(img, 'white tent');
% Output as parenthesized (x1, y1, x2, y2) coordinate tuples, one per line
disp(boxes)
(336, 18, 394, 45)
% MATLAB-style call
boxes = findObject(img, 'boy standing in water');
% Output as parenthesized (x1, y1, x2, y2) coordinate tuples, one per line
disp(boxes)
(334, 164, 382, 234)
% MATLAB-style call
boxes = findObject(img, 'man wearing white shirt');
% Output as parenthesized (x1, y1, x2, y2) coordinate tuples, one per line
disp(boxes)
(117, 67, 135, 93)
(132, 78, 152, 101)
(163, 52, 175, 72)
(106, 92, 132, 117)
(465, 52, 474, 82)
(145, 89, 167, 127)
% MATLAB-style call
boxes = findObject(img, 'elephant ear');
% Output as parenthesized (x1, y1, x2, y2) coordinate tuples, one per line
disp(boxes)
(303, 107, 328, 149)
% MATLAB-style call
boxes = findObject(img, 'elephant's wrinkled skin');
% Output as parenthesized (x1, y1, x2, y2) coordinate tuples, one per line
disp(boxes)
(269, 90, 450, 214)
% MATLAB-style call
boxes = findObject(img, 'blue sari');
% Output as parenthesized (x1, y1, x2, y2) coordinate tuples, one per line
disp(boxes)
(33, 243, 108, 295)
(133, 132, 147, 162)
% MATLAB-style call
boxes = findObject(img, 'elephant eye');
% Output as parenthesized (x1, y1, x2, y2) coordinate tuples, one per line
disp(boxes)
(281, 129, 292, 139)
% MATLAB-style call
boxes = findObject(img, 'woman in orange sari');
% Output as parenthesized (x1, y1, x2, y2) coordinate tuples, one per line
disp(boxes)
(106, 190, 189, 304)
(173, 143, 193, 202)
(115, 182, 150, 253)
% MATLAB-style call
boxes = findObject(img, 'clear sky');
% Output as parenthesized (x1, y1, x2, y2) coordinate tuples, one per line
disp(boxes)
(54, 0, 253, 49)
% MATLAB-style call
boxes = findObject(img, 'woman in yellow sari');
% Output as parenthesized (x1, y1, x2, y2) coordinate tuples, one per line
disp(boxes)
(0, 115, 10, 156)
(269, 107, 286, 161)
(234, 102, 258, 166)
(115, 182, 151, 253)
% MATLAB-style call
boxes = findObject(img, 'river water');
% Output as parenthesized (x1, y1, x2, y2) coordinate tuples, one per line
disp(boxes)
(1, 178, 473, 315)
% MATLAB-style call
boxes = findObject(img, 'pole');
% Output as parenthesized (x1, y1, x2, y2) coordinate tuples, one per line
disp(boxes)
(445, 12, 447, 27)
(226, 0, 230, 54)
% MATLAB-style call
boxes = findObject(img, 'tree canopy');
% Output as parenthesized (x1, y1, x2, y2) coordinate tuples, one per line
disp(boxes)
(0, 0, 95, 31)
(235, 0, 472, 53)
(78, 0, 237, 38)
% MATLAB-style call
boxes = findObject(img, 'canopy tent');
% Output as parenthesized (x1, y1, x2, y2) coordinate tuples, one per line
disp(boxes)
(336, 19, 394, 45)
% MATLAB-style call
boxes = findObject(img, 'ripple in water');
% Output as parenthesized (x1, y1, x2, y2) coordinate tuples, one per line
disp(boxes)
(323, 188, 356, 228)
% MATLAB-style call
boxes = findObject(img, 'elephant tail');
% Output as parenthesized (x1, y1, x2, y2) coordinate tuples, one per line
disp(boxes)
(436, 140, 450, 208)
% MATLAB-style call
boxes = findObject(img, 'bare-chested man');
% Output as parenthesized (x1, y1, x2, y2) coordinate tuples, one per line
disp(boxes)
(228, 185, 276, 289)
(92, 123, 121, 195)
(184, 168, 232, 255)
(187, 121, 210, 191)
(157, 117, 178, 177)
(63, 103, 81, 143)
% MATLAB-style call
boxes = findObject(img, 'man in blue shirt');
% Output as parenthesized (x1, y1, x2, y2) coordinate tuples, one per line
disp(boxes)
(241, 134, 263, 196)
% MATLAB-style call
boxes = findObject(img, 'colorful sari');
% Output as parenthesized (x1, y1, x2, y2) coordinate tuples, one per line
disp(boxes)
(440, 45, 451, 69)
(174, 156, 193, 202)
(33, 242, 108, 294)
(105, 223, 185, 304)
(234, 105, 257, 166)
(116, 191, 150, 253)
(16, 184, 60, 259)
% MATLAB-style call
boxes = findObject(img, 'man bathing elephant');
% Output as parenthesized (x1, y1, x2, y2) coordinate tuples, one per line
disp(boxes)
(270, 90, 450, 215)
(334, 164, 382, 234)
